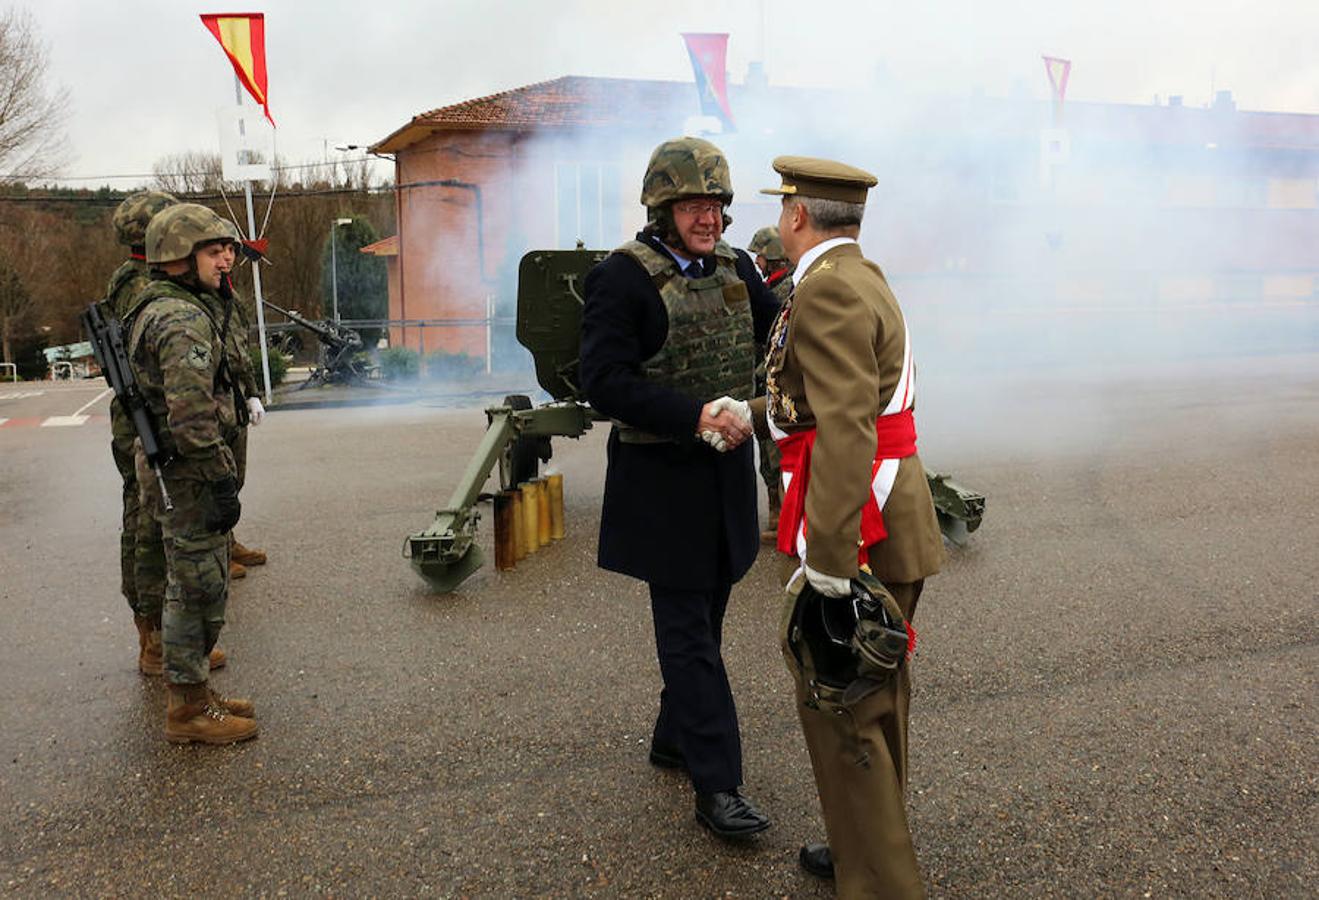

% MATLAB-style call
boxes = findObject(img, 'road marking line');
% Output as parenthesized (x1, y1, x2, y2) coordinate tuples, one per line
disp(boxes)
(72, 387, 112, 417)
(41, 415, 90, 427)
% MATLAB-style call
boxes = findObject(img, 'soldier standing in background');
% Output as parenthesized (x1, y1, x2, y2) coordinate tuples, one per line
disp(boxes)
(129, 203, 257, 744)
(224, 284, 268, 581)
(105, 191, 227, 678)
(579, 137, 780, 840)
(753, 157, 943, 897)
(746, 226, 794, 544)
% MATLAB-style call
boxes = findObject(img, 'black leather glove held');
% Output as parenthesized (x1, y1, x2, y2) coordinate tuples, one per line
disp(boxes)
(206, 474, 242, 533)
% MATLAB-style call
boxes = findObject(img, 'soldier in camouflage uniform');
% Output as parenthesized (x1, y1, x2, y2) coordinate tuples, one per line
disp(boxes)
(579, 137, 781, 840)
(129, 203, 257, 744)
(105, 191, 227, 677)
(224, 282, 268, 581)
(746, 226, 794, 545)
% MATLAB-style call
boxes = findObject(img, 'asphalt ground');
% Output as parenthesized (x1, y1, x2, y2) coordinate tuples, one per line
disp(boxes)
(0, 356, 1315, 898)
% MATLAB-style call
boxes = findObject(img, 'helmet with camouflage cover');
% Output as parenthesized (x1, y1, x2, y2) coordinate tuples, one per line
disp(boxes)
(640, 136, 734, 209)
(112, 190, 179, 247)
(145, 203, 242, 265)
(747, 226, 785, 262)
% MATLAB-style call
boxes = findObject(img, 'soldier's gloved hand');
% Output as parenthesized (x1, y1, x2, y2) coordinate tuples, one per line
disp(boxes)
(708, 396, 752, 430)
(804, 562, 852, 598)
(247, 397, 265, 426)
(205, 475, 242, 534)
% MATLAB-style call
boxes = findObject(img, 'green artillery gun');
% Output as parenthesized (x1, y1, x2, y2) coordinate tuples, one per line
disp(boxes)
(405, 246, 984, 592)
(262, 299, 370, 389)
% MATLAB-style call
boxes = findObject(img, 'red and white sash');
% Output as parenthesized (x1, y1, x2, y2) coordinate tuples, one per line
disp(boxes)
(770, 319, 917, 564)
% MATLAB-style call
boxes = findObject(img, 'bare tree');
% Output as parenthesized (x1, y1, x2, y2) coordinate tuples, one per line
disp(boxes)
(151, 150, 229, 195)
(0, 252, 30, 363)
(0, 201, 119, 363)
(0, 9, 70, 183)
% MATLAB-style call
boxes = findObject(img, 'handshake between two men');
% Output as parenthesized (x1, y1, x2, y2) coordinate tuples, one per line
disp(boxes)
(696, 395, 854, 600)
(696, 396, 754, 453)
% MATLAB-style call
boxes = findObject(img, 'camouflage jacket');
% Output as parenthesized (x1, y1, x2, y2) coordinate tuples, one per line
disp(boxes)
(127, 278, 241, 480)
(223, 289, 259, 400)
(765, 265, 795, 306)
(105, 259, 153, 450)
(105, 258, 151, 321)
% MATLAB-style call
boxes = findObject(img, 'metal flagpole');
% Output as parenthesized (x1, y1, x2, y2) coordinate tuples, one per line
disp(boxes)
(236, 74, 274, 405)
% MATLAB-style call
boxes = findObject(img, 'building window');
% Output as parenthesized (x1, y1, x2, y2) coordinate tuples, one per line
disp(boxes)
(556, 163, 622, 249)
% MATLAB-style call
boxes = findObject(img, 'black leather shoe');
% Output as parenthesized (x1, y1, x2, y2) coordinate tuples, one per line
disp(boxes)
(694, 790, 771, 839)
(799, 842, 835, 879)
(648, 741, 686, 770)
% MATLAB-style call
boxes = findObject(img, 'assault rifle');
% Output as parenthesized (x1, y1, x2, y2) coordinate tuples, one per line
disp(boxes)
(261, 299, 368, 389)
(81, 301, 174, 511)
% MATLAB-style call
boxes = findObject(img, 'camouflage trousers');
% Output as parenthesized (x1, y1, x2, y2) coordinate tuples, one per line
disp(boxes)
(230, 424, 249, 489)
(135, 450, 230, 685)
(781, 579, 927, 900)
(111, 402, 165, 621)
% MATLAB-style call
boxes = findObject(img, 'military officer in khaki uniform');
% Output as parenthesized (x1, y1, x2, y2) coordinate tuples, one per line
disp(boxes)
(750, 157, 943, 898)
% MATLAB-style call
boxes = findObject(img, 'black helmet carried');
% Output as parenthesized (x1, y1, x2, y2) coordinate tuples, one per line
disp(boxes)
(793, 570, 912, 689)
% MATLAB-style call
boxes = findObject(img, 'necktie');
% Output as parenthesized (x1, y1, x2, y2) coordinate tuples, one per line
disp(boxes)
(684, 260, 703, 278)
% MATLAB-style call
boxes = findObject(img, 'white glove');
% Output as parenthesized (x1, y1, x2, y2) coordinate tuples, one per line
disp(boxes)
(804, 562, 852, 598)
(706, 396, 752, 429)
(700, 429, 730, 452)
(246, 396, 265, 426)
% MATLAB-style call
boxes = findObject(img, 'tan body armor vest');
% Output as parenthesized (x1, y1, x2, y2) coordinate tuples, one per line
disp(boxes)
(611, 239, 756, 443)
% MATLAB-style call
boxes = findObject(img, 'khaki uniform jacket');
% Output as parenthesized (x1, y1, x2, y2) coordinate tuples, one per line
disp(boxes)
(752, 242, 943, 583)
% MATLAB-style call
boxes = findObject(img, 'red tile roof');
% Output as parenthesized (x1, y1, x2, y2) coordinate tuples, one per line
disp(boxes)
(359, 235, 398, 257)
(372, 76, 696, 151)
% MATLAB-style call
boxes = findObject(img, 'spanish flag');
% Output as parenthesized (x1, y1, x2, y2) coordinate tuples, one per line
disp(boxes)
(200, 13, 275, 126)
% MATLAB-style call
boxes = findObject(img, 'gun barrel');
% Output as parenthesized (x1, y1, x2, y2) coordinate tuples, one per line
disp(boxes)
(261, 299, 354, 347)
(154, 466, 174, 512)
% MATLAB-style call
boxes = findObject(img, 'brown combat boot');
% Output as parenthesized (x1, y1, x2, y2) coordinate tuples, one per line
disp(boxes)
(133, 615, 164, 676)
(209, 646, 228, 670)
(165, 682, 258, 745)
(231, 540, 267, 567)
(229, 559, 247, 580)
(208, 686, 255, 718)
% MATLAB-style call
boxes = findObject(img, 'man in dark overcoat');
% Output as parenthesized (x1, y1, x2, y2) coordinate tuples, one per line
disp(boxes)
(579, 136, 780, 839)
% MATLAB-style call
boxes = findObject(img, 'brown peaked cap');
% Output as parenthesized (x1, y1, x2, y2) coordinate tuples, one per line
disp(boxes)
(760, 155, 877, 204)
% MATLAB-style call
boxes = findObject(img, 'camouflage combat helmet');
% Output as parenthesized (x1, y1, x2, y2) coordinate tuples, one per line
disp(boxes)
(747, 226, 785, 261)
(640, 136, 734, 208)
(145, 203, 242, 265)
(112, 190, 179, 247)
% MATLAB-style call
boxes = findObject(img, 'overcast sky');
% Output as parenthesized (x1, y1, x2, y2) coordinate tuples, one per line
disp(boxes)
(18, 0, 1319, 187)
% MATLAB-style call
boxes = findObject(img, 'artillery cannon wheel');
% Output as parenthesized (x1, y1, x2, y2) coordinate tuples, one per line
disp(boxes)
(497, 394, 552, 489)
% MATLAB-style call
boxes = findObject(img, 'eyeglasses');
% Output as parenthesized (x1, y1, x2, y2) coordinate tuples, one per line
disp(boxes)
(672, 200, 725, 218)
